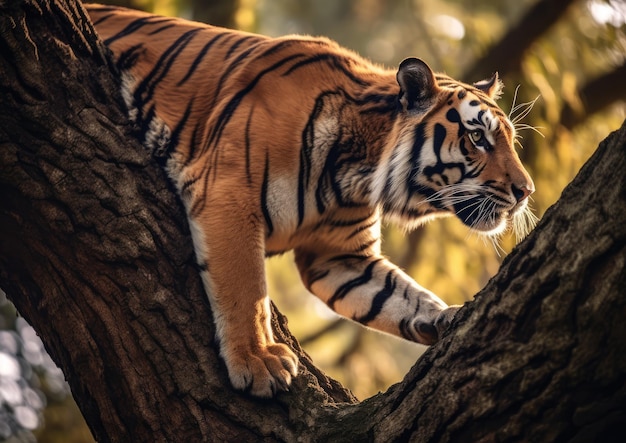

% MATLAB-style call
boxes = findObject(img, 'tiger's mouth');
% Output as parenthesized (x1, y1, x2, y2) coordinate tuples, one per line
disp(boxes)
(452, 195, 510, 234)
(452, 195, 536, 239)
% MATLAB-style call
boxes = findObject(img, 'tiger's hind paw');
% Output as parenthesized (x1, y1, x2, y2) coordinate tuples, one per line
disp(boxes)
(225, 343, 299, 398)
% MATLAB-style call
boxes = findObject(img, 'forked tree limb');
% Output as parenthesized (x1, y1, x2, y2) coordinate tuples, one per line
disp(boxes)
(0, 1, 625, 442)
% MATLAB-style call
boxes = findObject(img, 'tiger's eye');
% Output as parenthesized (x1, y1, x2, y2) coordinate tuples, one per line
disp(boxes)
(469, 130, 483, 144)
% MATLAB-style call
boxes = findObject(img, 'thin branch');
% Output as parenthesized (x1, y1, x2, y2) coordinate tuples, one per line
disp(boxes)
(560, 61, 626, 130)
(463, 0, 578, 81)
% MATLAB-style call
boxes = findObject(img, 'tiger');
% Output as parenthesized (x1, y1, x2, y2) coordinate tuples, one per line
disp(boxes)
(85, 3, 535, 398)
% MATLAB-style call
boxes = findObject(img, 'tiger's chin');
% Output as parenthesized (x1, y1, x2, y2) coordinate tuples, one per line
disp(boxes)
(461, 213, 509, 237)
(457, 207, 537, 242)
(453, 200, 508, 236)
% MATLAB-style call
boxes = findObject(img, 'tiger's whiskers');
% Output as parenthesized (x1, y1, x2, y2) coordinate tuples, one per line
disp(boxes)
(512, 199, 539, 242)
(509, 85, 544, 148)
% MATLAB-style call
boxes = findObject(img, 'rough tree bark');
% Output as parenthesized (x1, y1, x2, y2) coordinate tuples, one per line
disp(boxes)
(1, 1, 625, 442)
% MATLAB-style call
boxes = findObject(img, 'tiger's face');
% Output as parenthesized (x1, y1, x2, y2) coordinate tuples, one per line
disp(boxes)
(376, 58, 535, 239)
(417, 85, 535, 236)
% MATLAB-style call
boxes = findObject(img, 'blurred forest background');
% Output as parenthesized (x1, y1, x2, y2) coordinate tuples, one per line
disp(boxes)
(1, 0, 624, 441)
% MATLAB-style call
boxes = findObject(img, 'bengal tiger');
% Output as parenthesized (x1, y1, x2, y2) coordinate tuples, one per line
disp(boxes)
(85, 4, 536, 398)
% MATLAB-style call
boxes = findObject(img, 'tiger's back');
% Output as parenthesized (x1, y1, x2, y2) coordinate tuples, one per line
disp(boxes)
(86, 4, 535, 398)
(88, 4, 396, 209)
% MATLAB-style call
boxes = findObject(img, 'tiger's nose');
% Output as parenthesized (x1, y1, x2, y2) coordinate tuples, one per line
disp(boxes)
(511, 182, 535, 203)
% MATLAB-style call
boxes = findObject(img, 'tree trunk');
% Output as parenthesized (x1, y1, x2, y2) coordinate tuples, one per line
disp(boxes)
(1, 1, 624, 442)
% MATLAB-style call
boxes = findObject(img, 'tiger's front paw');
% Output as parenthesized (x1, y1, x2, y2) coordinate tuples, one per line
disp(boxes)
(433, 305, 461, 339)
(413, 305, 462, 344)
(224, 343, 299, 398)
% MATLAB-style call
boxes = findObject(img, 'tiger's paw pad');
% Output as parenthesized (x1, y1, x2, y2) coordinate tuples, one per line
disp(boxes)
(225, 343, 298, 398)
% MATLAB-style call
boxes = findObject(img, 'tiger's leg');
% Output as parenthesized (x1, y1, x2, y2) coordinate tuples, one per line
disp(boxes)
(183, 184, 298, 398)
(295, 250, 460, 344)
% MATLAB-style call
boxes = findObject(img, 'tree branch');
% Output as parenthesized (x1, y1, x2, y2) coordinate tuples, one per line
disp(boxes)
(560, 60, 626, 130)
(463, 0, 578, 81)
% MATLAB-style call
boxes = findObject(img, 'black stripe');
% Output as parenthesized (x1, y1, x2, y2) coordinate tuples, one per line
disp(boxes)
(307, 269, 330, 287)
(399, 288, 419, 340)
(298, 94, 326, 226)
(189, 169, 211, 217)
(346, 219, 378, 239)
(433, 123, 446, 156)
(399, 318, 412, 340)
(297, 151, 307, 226)
(139, 104, 157, 143)
(408, 123, 426, 186)
(134, 28, 202, 109)
(261, 152, 274, 237)
(148, 24, 176, 35)
(315, 163, 333, 214)
(244, 108, 254, 184)
(182, 122, 202, 166)
(489, 193, 510, 205)
(225, 35, 257, 60)
(177, 33, 228, 86)
(446, 108, 465, 138)
(328, 259, 382, 309)
(328, 214, 373, 227)
(104, 16, 175, 46)
(206, 39, 326, 139)
(281, 52, 370, 88)
(209, 45, 258, 109)
(464, 162, 486, 179)
(258, 38, 328, 60)
(329, 57, 370, 87)
(207, 38, 295, 112)
(314, 134, 337, 214)
(90, 12, 116, 26)
(88, 5, 124, 13)
(282, 53, 338, 76)
(327, 253, 371, 262)
(357, 93, 399, 115)
(180, 176, 200, 195)
(354, 238, 378, 253)
(355, 271, 396, 324)
(165, 99, 194, 159)
(316, 125, 367, 213)
(206, 53, 306, 160)
(420, 123, 467, 187)
(116, 44, 144, 70)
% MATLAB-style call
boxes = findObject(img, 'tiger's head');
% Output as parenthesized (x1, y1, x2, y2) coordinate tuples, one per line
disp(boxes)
(374, 57, 536, 240)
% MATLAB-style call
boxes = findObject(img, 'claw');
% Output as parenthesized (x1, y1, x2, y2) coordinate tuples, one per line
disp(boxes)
(223, 343, 299, 398)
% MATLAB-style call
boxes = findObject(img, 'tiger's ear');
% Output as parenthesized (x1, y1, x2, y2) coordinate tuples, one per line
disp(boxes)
(396, 57, 438, 112)
(474, 72, 503, 99)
